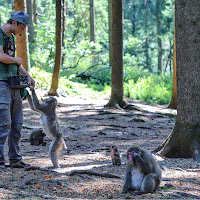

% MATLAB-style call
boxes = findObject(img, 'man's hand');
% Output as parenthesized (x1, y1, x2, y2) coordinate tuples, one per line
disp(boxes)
(18, 65, 35, 87)
(28, 75, 35, 87)
(14, 57, 22, 66)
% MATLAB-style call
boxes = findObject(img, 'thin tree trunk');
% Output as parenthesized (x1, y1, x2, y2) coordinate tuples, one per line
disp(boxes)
(26, 0, 34, 43)
(33, 0, 37, 25)
(156, 0, 162, 74)
(61, 0, 65, 66)
(144, 0, 150, 71)
(105, 0, 127, 109)
(48, 0, 63, 96)
(14, 0, 30, 71)
(108, 0, 112, 67)
(89, 0, 95, 42)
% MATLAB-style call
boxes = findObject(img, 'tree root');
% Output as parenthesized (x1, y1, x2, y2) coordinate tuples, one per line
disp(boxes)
(68, 170, 121, 179)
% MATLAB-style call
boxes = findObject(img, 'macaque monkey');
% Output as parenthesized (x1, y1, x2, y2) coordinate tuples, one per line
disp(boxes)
(110, 145, 121, 166)
(29, 129, 46, 146)
(121, 145, 161, 195)
(27, 88, 67, 168)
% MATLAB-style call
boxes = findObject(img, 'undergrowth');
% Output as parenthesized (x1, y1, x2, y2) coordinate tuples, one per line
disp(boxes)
(30, 67, 172, 105)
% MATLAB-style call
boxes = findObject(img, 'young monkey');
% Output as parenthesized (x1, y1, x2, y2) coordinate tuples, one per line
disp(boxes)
(110, 145, 121, 166)
(27, 88, 67, 168)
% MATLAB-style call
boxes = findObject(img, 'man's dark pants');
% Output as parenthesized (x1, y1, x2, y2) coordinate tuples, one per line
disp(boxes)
(0, 81, 23, 163)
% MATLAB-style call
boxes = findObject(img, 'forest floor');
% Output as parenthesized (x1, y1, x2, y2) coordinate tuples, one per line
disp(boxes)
(0, 89, 200, 199)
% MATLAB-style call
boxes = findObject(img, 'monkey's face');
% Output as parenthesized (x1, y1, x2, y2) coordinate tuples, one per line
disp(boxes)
(43, 97, 58, 110)
(111, 145, 118, 153)
(127, 149, 142, 165)
(127, 152, 134, 165)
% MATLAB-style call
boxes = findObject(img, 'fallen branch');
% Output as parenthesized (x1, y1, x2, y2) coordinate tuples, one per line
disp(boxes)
(68, 170, 121, 179)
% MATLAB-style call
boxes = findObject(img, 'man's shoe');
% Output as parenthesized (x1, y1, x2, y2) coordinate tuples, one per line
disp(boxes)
(0, 162, 6, 168)
(10, 161, 31, 168)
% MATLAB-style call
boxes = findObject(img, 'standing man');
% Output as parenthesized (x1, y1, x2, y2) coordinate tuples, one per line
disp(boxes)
(0, 11, 35, 168)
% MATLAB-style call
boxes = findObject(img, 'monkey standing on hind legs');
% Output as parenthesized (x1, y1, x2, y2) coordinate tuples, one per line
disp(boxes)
(110, 145, 121, 166)
(121, 145, 161, 195)
(27, 88, 67, 168)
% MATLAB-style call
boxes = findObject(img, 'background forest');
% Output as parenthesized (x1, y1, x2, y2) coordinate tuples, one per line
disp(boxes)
(0, 0, 174, 105)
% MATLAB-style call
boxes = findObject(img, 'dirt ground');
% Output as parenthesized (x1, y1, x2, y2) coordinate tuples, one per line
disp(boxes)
(0, 89, 200, 199)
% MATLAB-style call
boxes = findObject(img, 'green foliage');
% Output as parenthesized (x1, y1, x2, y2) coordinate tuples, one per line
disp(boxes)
(31, 66, 172, 105)
(30, 67, 110, 99)
(30, 67, 52, 89)
(124, 74, 172, 105)
(0, 0, 175, 106)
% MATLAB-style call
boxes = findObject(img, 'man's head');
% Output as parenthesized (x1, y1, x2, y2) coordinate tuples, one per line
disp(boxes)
(8, 11, 32, 35)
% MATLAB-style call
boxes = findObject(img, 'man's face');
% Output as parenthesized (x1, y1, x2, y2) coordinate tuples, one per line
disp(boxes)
(11, 21, 26, 35)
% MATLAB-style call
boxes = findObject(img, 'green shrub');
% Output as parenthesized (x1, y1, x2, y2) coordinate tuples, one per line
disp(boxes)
(31, 67, 172, 105)
(124, 75, 172, 105)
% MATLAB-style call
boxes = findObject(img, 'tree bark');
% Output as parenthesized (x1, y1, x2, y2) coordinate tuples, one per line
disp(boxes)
(105, 0, 127, 109)
(33, 0, 37, 25)
(26, 0, 34, 43)
(159, 0, 200, 162)
(14, 0, 30, 71)
(89, 0, 95, 42)
(48, 0, 62, 96)
(61, 0, 65, 66)
(108, 0, 112, 67)
(156, 0, 162, 74)
(144, 0, 150, 71)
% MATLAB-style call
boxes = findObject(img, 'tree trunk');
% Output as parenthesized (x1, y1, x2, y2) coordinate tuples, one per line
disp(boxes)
(159, 0, 200, 162)
(108, 0, 112, 67)
(61, 0, 65, 66)
(144, 0, 150, 71)
(33, 0, 37, 25)
(167, 28, 177, 109)
(14, 0, 30, 71)
(48, 0, 62, 96)
(105, 0, 127, 109)
(26, 0, 34, 43)
(89, 0, 95, 42)
(156, 0, 162, 74)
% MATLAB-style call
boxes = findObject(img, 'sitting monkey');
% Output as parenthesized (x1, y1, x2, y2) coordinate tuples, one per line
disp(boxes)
(27, 88, 67, 168)
(121, 145, 161, 195)
(29, 129, 46, 146)
(110, 145, 121, 166)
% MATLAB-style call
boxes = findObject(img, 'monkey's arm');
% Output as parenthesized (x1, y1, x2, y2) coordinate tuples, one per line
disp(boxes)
(121, 163, 132, 193)
(134, 153, 152, 174)
(31, 88, 42, 111)
(27, 90, 37, 111)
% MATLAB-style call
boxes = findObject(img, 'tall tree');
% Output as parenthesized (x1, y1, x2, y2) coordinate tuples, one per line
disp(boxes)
(156, 0, 162, 74)
(89, 0, 95, 42)
(159, 0, 200, 162)
(33, 0, 37, 25)
(26, 0, 34, 43)
(108, 0, 112, 67)
(105, 0, 127, 109)
(61, 0, 66, 66)
(14, 0, 30, 71)
(48, 0, 63, 96)
(144, 0, 150, 71)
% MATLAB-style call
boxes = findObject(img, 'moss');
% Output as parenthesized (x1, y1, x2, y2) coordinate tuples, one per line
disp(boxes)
(161, 121, 200, 159)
